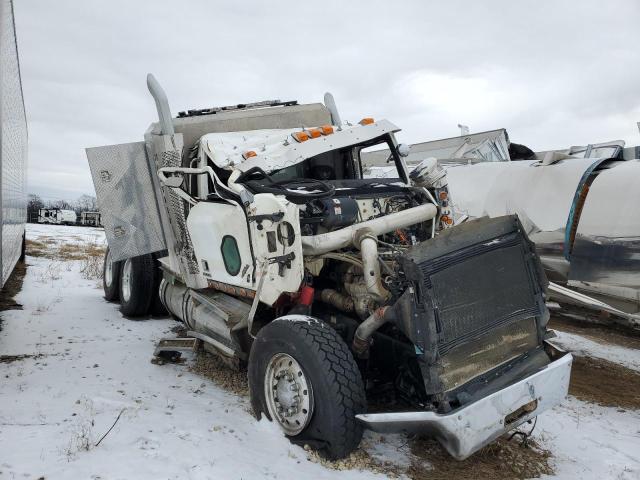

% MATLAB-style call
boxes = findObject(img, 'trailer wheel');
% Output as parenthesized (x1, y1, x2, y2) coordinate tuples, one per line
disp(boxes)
(119, 254, 154, 317)
(248, 316, 366, 459)
(102, 247, 121, 301)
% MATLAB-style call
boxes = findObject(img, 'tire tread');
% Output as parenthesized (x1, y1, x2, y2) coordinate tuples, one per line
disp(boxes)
(250, 317, 366, 459)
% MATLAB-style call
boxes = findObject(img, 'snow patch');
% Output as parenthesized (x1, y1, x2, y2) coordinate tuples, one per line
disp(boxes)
(550, 330, 640, 372)
(537, 397, 640, 479)
(274, 314, 324, 326)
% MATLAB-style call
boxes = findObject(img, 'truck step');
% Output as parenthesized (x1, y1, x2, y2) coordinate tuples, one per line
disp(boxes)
(152, 337, 200, 364)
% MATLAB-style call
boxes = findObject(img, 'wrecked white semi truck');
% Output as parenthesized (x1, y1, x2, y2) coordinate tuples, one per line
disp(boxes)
(87, 75, 572, 460)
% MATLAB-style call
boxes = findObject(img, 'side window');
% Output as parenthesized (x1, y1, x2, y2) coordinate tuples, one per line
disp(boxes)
(220, 235, 241, 276)
(359, 143, 401, 179)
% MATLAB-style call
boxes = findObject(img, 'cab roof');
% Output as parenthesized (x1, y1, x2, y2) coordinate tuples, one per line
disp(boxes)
(201, 119, 400, 173)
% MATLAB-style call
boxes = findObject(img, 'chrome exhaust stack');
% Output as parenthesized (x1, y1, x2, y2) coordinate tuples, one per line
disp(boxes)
(147, 73, 174, 136)
(323, 92, 342, 126)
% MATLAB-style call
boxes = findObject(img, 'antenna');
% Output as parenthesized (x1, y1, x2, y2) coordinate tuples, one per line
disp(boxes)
(458, 124, 470, 136)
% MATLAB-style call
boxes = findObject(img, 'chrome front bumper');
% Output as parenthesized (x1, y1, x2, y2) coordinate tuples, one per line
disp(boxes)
(356, 349, 572, 460)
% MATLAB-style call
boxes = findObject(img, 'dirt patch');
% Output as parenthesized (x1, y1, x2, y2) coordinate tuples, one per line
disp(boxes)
(0, 353, 41, 363)
(305, 432, 553, 479)
(26, 239, 105, 261)
(26, 239, 105, 280)
(25, 239, 52, 257)
(59, 243, 105, 261)
(189, 351, 249, 397)
(171, 324, 188, 336)
(550, 315, 640, 351)
(568, 355, 640, 410)
(0, 261, 26, 314)
(305, 441, 404, 478)
(407, 436, 553, 480)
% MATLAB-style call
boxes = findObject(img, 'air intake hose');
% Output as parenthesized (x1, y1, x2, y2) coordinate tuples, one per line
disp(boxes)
(352, 305, 397, 357)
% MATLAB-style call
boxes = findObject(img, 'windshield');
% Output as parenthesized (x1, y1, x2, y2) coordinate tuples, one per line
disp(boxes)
(269, 147, 354, 182)
(270, 134, 403, 183)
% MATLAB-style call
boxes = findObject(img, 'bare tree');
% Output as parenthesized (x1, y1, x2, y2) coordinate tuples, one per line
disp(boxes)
(48, 199, 74, 210)
(27, 194, 44, 222)
(75, 194, 98, 214)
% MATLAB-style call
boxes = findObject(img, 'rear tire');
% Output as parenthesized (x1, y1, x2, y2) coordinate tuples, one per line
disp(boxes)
(149, 254, 168, 316)
(102, 247, 121, 301)
(119, 254, 154, 317)
(248, 316, 366, 459)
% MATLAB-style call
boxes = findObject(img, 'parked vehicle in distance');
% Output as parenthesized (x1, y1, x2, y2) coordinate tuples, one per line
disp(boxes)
(80, 211, 102, 227)
(87, 75, 572, 460)
(38, 208, 77, 225)
(0, 0, 27, 288)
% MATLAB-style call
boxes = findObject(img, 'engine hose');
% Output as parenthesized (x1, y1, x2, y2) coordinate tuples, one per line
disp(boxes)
(319, 289, 355, 313)
(358, 235, 391, 302)
(352, 306, 397, 357)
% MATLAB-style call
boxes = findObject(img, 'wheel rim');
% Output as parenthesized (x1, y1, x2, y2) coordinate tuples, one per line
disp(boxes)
(104, 250, 113, 287)
(121, 258, 132, 302)
(264, 352, 314, 436)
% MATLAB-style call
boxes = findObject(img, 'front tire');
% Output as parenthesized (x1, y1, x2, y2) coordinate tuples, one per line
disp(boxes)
(248, 316, 366, 459)
(119, 254, 154, 317)
(102, 247, 121, 301)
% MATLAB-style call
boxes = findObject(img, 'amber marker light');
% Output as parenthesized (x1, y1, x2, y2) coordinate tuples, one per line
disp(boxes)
(292, 131, 310, 142)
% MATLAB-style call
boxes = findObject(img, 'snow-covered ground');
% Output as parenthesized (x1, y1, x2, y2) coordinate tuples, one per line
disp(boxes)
(537, 399, 640, 479)
(0, 224, 639, 479)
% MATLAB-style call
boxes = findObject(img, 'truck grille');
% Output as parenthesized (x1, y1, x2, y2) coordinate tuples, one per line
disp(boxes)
(401, 215, 547, 395)
(418, 239, 540, 355)
(438, 316, 539, 391)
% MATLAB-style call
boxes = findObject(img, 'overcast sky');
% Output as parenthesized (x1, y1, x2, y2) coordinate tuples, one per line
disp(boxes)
(14, 0, 640, 201)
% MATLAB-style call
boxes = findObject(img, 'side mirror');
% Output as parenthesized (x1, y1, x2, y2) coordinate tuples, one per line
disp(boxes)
(397, 143, 411, 157)
(410, 157, 447, 188)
